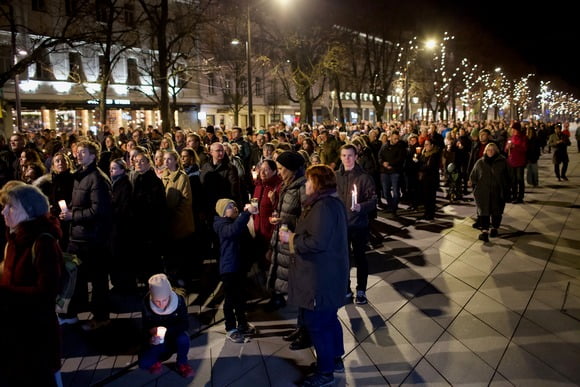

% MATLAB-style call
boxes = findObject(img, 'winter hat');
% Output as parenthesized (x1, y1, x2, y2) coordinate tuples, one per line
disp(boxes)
(215, 198, 235, 217)
(276, 150, 305, 172)
(206, 125, 215, 134)
(8, 184, 49, 219)
(148, 273, 172, 300)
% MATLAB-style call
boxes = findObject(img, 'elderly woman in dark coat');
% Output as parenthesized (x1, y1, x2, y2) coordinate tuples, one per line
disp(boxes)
(469, 143, 510, 242)
(279, 164, 349, 387)
(0, 182, 64, 387)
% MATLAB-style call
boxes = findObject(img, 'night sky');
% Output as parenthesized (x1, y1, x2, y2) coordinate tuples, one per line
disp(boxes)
(320, 0, 580, 96)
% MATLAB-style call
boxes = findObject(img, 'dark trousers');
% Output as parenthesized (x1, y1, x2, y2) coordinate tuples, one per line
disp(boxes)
(67, 241, 110, 321)
(303, 308, 344, 375)
(554, 160, 569, 179)
(348, 227, 369, 292)
(221, 271, 248, 331)
(139, 331, 190, 368)
(510, 166, 525, 200)
(478, 215, 502, 230)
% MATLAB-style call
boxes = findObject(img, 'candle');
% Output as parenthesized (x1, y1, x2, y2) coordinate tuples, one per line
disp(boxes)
(250, 198, 259, 213)
(415, 146, 422, 155)
(58, 200, 67, 212)
(351, 184, 358, 209)
(157, 326, 167, 343)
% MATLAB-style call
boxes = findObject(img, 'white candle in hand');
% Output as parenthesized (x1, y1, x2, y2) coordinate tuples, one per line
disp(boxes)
(157, 326, 167, 343)
(58, 200, 67, 212)
(351, 184, 358, 209)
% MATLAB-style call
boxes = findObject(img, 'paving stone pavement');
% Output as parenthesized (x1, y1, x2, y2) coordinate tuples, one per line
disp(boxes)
(59, 126, 580, 386)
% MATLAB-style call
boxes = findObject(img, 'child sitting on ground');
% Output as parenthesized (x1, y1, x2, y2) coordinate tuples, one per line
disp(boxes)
(139, 273, 194, 378)
(213, 198, 258, 343)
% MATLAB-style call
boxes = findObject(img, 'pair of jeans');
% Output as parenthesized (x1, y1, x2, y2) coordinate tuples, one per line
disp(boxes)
(303, 308, 344, 375)
(380, 172, 400, 211)
(139, 331, 191, 368)
(348, 227, 369, 292)
(526, 162, 538, 186)
(510, 166, 525, 201)
(221, 271, 248, 332)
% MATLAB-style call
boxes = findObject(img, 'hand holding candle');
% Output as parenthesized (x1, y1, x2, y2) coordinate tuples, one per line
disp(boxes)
(156, 326, 167, 344)
(58, 200, 67, 212)
(351, 184, 358, 211)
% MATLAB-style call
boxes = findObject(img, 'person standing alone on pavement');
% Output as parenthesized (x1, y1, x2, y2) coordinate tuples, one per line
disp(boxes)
(335, 144, 377, 305)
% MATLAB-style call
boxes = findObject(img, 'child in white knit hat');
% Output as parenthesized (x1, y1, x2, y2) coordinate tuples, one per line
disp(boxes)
(138, 273, 194, 378)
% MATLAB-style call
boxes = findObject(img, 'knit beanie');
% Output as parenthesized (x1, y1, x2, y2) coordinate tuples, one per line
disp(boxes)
(10, 184, 49, 219)
(148, 273, 172, 300)
(276, 151, 304, 172)
(215, 198, 235, 217)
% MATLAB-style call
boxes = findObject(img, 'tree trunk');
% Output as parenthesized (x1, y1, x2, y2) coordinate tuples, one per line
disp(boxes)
(157, 0, 172, 132)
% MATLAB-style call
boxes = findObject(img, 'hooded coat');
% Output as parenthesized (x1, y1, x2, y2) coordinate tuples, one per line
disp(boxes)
(470, 153, 510, 216)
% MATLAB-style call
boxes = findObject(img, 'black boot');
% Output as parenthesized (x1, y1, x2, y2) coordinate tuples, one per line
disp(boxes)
(283, 327, 302, 342)
(290, 330, 312, 350)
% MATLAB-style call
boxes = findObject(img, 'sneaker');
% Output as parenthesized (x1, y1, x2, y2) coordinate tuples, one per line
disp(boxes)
(478, 232, 489, 242)
(237, 323, 257, 336)
(345, 290, 353, 299)
(58, 316, 79, 326)
(490, 228, 498, 238)
(176, 363, 194, 378)
(81, 318, 111, 331)
(355, 291, 368, 305)
(226, 329, 245, 343)
(149, 362, 163, 375)
(301, 372, 334, 387)
(334, 357, 345, 373)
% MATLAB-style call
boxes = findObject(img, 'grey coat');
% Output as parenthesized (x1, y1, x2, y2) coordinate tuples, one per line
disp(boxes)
(268, 175, 306, 294)
(287, 192, 349, 311)
(470, 154, 509, 217)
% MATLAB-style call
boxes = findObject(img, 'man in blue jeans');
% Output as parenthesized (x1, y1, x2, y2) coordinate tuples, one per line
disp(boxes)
(378, 130, 406, 215)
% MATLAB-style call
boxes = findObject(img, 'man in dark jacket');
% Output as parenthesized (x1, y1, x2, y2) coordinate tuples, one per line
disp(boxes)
(378, 130, 406, 215)
(59, 140, 113, 331)
(335, 145, 377, 305)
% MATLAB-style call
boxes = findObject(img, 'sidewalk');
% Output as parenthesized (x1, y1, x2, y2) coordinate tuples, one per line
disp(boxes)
(61, 132, 580, 387)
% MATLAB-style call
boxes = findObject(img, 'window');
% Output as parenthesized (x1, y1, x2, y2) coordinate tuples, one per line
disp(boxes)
(95, 0, 108, 23)
(32, 0, 47, 12)
(255, 77, 262, 97)
(33, 50, 53, 81)
(127, 58, 140, 85)
(124, 2, 135, 27)
(68, 52, 85, 82)
(0, 46, 11, 74)
(64, 0, 77, 16)
(240, 78, 247, 96)
(224, 78, 231, 94)
(208, 74, 216, 95)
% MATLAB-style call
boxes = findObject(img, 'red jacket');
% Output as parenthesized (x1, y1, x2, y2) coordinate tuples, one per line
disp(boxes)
(252, 174, 282, 242)
(505, 133, 528, 168)
(0, 215, 63, 381)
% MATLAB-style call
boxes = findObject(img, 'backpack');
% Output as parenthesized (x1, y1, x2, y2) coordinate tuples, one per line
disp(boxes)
(32, 233, 82, 314)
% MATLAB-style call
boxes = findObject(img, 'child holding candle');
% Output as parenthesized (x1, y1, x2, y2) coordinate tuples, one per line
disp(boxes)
(139, 273, 194, 378)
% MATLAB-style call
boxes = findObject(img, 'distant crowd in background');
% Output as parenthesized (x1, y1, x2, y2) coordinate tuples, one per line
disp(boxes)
(0, 116, 575, 385)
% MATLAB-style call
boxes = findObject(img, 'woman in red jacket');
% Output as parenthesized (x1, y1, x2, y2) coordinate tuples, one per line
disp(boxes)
(0, 182, 64, 387)
(251, 159, 282, 276)
(505, 121, 528, 203)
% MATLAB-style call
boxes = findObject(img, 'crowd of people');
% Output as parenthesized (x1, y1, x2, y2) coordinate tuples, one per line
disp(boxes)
(0, 117, 574, 386)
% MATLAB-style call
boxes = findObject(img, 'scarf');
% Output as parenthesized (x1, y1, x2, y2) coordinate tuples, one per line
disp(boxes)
(149, 290, 179, 315)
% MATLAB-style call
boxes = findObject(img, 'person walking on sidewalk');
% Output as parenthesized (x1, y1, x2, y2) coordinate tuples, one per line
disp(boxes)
(469, 143, 510, 242)
(548, 124, 571, 181)
(139, 274, 194, 378)
(279, 164, 349, 387)
(335, 144, 377, 305)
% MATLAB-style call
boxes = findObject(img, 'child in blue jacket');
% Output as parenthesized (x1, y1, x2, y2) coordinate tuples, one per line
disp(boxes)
(213, 198, 258, 343)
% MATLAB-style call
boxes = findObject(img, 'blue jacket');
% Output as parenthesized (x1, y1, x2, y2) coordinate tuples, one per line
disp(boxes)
(213, 211, 251, 274)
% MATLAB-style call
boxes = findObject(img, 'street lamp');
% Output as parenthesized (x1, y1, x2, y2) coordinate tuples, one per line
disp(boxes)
(231, 4, 254, 129)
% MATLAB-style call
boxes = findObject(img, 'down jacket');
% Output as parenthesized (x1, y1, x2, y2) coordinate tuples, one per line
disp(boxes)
(268, 174, 306, 294)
